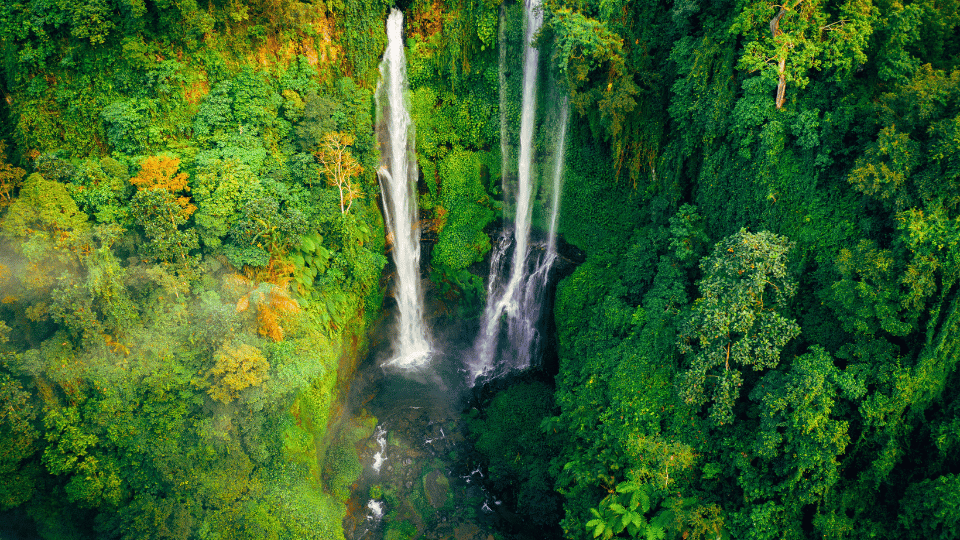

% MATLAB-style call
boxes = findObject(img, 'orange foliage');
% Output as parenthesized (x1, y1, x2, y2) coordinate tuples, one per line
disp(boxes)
(36, 379, 55, 406)
(227, 259, 300, 342)
(103, 334, 130, 356)
(256, 288, 300, 341)
(428, 205, 449, 232)
(409, 0, 448, 40)
(314, 132, 363, 214)
(253, 257, 295, 286)
(184, 78, 210, 105)
(131, 156, 197, 218)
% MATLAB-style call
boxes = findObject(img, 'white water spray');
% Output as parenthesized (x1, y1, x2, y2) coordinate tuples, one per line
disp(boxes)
(371, 425, 388, 473)
(377, 9, 431, 369)
(366, 499, 385, 522)
(508, 0, 543, 295)
(546, 97, 569, 257)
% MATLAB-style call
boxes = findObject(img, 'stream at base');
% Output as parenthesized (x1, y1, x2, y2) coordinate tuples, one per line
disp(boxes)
(343, 347, 503, 540)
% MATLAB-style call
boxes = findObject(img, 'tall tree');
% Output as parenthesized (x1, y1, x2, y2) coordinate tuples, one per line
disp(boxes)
(314, 132, 363, 215)
(678, 229, 800, 425)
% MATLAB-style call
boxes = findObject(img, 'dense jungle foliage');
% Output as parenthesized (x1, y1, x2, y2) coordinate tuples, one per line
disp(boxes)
(1, 0, 959, 539)
(0, 0, 394, 537)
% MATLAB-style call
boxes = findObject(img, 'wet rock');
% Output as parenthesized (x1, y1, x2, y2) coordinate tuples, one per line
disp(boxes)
(454, 524, 480, 540)
(424, 469, 450, 509)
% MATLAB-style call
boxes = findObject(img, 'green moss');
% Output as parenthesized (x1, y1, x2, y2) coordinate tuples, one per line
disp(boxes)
(384, 520, 417, 540)
(271, 478, 350, 540)
(280, 412, 314, 465)
(323, 439, 362, 501)
(322, 415, 376, 502)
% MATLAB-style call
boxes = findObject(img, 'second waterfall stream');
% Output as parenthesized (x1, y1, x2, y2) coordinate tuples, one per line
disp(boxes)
(470, 0, 569, 385)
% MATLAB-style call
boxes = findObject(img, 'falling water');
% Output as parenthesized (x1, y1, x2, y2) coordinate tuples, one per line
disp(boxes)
(371, 425, 388, 473)
(377, 9, 431, 369)
(470, 0, 568, 385)
(367, 499, 385, 522)
(546, 97, 569, 257)
(508, 0, 543, 295)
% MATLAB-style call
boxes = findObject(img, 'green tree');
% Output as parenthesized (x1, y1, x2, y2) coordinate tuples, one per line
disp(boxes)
(0, 142, 26, 205)
(732, 0, 874, 109)
(722, 347, 866, 537)
(192, 153, 265, 249)
(130, 188, 199, 264)
(678, 229, 800, 425)
(900, 473, 960, 540)
(0, 370, 41, 510)
(2, 173, 89, 249)
(42, 405, 126, 509)
(226, 196, 308, 268)
(1, 173, 90, 294)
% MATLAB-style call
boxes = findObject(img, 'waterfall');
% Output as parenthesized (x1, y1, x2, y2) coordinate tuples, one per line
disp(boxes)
(470, 0, 568, 385)
(377, 9, 431, 369)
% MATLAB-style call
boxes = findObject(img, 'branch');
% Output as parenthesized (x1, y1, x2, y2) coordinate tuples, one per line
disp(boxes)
(820, 19, 848, 32)
(769, 5, 788, 39)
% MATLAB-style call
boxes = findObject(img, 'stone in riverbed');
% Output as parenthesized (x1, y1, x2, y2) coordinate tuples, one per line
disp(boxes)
(423, 469, 449, 509)
(454, 524, 480, 540)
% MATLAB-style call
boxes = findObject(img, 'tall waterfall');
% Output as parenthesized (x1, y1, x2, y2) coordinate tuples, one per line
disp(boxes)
(376, 9, 431, 369)
(470, 0, 569, 385)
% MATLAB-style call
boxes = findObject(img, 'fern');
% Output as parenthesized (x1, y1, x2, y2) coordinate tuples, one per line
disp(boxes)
(227, 263, 301, 341)
(645, 525, 665, 540)
(587, 482, 674, 540)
